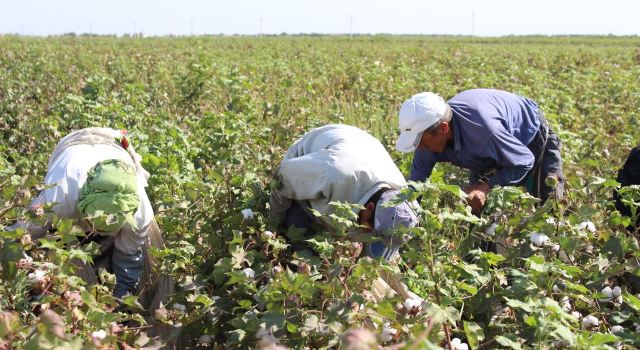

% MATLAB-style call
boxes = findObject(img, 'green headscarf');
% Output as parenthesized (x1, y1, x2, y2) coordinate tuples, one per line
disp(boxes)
(78, 159, 140, 234)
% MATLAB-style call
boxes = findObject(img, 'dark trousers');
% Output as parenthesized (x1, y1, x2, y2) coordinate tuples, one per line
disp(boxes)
(524, 116, 565, 202)
(283, 202, 318, 255)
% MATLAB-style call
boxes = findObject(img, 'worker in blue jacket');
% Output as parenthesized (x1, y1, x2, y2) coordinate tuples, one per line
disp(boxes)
(395, 89, 564, 213)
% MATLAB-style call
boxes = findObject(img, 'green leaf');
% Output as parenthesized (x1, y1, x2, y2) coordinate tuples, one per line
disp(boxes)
(505, 297, 534, 313)
(122, 295, 144, 310)
(495, 334, 523, 350)
(463, 321, 484, 349)
(584, 332, 618, 346)
(306, 238, 334, 256)
(480, 252, 506, 266)
(624, 293, 640, 312)
(188, 294, 216, 307)
(0, 240, 22, 279)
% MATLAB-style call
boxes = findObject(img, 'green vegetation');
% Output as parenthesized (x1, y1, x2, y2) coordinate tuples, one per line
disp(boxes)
(1, 35, 640, 349)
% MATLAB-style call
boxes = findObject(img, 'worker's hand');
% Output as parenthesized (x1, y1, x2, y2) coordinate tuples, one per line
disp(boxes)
(465, 182, 491, 214)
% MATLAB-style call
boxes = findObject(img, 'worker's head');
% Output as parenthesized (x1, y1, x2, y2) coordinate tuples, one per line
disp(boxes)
(78, 159, 140, 234)
(396, 92, 453, 153)
(358, 189, 420, 261)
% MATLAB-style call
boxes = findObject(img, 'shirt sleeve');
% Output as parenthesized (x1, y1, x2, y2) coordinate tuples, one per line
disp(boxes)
(409, 149, 437, 182)
(486, 125, 535, 187)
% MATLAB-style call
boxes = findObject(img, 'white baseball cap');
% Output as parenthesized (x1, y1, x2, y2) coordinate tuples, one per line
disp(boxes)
(395, 92, 449, 153)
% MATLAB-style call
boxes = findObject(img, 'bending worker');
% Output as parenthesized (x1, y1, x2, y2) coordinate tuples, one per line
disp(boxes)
(395, 89, 564, 213)
(613, 144, 640, 230)
(14, 127, 155, 299)
(270, 124, 421, 299)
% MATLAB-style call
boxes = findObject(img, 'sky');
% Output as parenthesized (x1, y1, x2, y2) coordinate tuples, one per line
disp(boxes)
(1, 0, 639, 37)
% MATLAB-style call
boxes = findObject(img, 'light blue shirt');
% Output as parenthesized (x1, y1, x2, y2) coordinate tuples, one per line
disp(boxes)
(410, 89, 541, 187)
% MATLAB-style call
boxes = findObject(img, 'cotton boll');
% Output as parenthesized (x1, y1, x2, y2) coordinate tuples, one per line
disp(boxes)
(380, 325, 397, 342)
(610, 325, 624, 333)
(485, 222, 498, 236)
(261, 231, 276, 240)
(560, 296, 572, 312)
(241, 208, 254, 219)
(450, 338, 469, 350)
(172, 303, 186, 312)
(578, 221, 596, 233)
(553, 285, 562, 293)
(571, 311, 582, 320)
(91, 329, 107, 340)
(27, 269, 47, 284)
(601, 286, 613, 298)
(198, 335, 212, 344)
(582, 315, 599, 329)
(551, 244, 560, 252)
(612, 286, 622, 297)
(529, 232, 549, 247)
(403, 298, 422, 314)
(243, 268, 255, 279)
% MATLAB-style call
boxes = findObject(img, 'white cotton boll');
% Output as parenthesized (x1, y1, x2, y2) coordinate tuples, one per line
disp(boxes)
(551, 244, 560, 252)
(553, 285, 562, 293)
(600, 286, 614, 302)
(241, 208, 254, 219)
(198, 334, 212, 344)
(614, 295, 623, 303)
(545, 217, 556, 225)
(571, 311, 582, 320)
(582, 315, 599, 329)
(91, 329, 107, 340)
(578, 221, 596, 233)
(380, 326, 397, 342)
(560, 296, 572, 312)
(485, 222, 498, 236)
(261, 231, 276, 240)
(529, 232, 549, 247)
(243, 268, 255, 279)
(610, 325, 624, 333)
(612, 286, 622, 297)
(403, 298, 422, 312)
(450, 338, 469, 350)
(172, 303, 186, 312)
(27, 269, 46, 284)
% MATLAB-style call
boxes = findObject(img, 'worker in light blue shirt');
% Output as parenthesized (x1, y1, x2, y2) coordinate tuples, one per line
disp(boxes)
(395, 89, 564, 213)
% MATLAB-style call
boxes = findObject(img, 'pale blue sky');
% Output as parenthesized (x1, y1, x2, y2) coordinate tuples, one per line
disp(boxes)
(1, 0, 638, 36)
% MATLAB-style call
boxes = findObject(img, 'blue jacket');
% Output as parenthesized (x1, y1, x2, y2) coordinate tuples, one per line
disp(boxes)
(410, 89, 541, 187)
